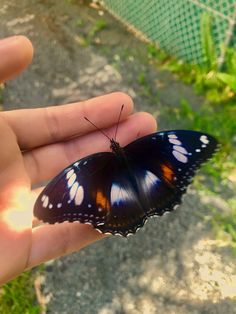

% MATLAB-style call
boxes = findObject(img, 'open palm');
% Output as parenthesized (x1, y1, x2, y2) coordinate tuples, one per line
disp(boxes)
(0, 36, 157, 284)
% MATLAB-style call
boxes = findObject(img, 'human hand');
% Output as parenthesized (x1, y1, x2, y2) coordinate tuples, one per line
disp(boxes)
(0, 36, 157, 284)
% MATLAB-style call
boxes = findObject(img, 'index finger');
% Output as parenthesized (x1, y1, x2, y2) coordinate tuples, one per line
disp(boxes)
(1, 92, 133, 150)
(0, 35, 33, 82)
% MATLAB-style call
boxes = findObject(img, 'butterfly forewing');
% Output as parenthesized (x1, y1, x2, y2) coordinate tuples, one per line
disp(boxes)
(34, 153, 115, 225)
(124, 130, 218, 216)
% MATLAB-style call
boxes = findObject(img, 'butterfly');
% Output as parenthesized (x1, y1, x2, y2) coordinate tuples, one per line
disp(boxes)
(34, 123, 219, 237)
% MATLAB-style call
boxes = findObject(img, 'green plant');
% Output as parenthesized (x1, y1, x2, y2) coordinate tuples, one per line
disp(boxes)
(0, 270, 41, 314)
(147, 13, 236, 102)
(216, 72, 236, 92)
(85, 19, 107, 44)
(201, 12, 218, 71)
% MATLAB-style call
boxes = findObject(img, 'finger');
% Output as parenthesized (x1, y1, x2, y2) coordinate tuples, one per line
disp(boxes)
(27, 222, 107, 269)
(0, 36, 33, 82)
(1, 92, 133, 150)
(24, 112, 157, 185)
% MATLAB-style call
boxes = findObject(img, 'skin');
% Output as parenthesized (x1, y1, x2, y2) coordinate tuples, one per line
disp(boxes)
(0, 36, 157, 285)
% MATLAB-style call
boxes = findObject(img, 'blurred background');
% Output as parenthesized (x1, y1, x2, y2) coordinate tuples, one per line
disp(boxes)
(0, 1, 235, 313)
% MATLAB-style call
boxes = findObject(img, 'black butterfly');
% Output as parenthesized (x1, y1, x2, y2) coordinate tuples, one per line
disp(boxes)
(34, 129, 218, 237)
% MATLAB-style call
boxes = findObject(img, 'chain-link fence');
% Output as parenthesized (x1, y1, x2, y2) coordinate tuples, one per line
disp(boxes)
(100, 0, 236, 64)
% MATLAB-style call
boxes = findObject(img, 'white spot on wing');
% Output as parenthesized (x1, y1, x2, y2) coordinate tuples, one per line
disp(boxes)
(110, 183, 130, 206)
(144, 170, 160, 189)
(67, 173, 76, 188)
(42, 195, 49, 208)
(173, 145, 188, 155)
(169, 138, 182, 145)
(172, 150, 188, 163)
(74, 185, 84, 206)
(168, 134, 178, 139)
(69, 181, 79, 200)
(57, 203, 62, 208)
(200, 135, 209, 144)
(195, 149, 201, 152)
(66, 169, 74, 179)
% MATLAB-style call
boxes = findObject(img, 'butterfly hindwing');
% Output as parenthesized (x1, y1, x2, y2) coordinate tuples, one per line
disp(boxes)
(97, 170, 146, 236)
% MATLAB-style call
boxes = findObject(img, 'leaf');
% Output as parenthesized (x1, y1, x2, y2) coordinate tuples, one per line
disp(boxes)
(216, 72, 236, 92)
(200, 13, 217, 71)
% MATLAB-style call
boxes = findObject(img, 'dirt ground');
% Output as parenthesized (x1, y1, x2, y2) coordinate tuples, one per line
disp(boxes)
(0, 1, 236, 313)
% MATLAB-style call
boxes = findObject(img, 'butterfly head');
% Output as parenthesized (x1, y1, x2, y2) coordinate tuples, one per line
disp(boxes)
(110, 138, 121, 155)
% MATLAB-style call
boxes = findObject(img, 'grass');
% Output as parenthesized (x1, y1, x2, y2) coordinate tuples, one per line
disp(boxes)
(0, 270, 42, 314)
(79, 18, 108, 46)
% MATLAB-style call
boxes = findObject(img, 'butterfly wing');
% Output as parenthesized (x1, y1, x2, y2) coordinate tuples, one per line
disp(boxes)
(97, 170, 146, 236)
(34, 152, 145, 236)
(124, 130, 219, 216)
(34, 152, 114, 225)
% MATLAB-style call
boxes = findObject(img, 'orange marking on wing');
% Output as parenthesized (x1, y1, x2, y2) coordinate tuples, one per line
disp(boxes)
(96, 190, 110, 212)
(161, 164, 174, 183)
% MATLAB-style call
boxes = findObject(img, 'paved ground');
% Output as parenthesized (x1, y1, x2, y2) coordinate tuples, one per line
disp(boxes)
(1, 1, 236, 313)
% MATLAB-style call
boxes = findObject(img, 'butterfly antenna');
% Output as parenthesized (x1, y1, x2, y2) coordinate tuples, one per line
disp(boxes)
(114, 104, 124, 140)
(84, 117, 111, 141)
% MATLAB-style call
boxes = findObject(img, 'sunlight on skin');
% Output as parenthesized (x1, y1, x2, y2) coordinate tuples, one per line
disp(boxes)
(0, 183, 34, 284)
(1, 185, 36, 231)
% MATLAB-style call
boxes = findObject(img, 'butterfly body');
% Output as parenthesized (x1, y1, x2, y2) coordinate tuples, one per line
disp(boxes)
(34, 130, 219, 237)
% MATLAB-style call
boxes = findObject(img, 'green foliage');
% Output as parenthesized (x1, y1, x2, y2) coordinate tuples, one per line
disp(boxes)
(224, 47, 236, 74)
(216, 72, 236, 92)
(80, 18, 107, 45)
(147, 13, 236, 103)
(0, 271, 41, 314)
(200, 12, 217, 71)
(89, 19, 107, 38)
(137, 72, 153, 97)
